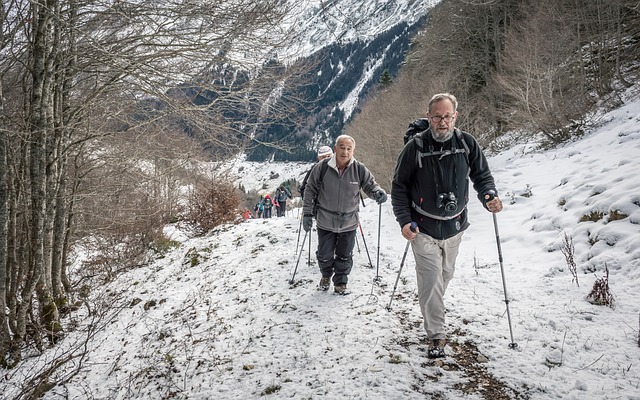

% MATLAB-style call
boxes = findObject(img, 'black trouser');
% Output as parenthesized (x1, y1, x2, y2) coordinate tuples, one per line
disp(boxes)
(316, 227, 356, 286)
(277, 200, 287, 217)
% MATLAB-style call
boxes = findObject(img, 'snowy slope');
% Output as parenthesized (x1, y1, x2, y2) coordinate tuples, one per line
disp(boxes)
(3, 93, 640, 399)
(281, 0, 439, 60)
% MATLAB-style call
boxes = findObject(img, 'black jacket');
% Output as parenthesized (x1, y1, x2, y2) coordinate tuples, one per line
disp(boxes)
(391, 128, 497, 240)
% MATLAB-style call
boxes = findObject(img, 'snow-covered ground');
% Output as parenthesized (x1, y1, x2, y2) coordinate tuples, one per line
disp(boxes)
(3, 92, 640, 399)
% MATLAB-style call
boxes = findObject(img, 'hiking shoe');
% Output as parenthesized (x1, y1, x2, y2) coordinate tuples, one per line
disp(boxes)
(319, 277, 331, 291)
(334, 284, 347, 294)
(427, 339, 447, 359)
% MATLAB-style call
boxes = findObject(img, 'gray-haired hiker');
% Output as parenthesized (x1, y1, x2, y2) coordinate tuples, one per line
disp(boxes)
(391, 93, 503, 359)
(302, 135, 387, 295)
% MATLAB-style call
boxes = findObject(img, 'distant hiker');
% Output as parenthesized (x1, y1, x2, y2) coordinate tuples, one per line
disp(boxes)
(391, 93, 503, 359)
(254, 198, 264, 218)
(274, 186, 292, 217)
(243, 209, 253, 220)
(262, 194, 273, 218)
(302, 135, 387, 294)
(299, 145, 333, 200)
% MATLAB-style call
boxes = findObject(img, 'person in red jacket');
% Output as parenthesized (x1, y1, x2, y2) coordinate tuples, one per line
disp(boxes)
(242, 209, 252, 220)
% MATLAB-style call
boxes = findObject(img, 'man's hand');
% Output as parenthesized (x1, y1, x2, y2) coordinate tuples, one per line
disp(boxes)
(401, 222, 418, 240)
(484, 191, 503, 213)
(303, 216, 313, 232)
(374, 189, 387, 204)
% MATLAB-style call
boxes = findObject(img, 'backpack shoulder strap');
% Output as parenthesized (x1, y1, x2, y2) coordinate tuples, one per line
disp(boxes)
(312, 159, 331, 217)
(413, 131, 426, 168)
(414, 129, 471, 168)
(317, 158, 330, 188)
(357, 161, 365, 187)
(455, 129, 471, 167)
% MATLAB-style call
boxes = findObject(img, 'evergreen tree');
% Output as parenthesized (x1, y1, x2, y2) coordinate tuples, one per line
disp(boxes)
(379, 69, 393, 87)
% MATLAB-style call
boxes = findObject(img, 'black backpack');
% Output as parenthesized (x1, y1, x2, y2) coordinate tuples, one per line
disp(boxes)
(404, 119, 471, 169)
(403, 118, 429, 145)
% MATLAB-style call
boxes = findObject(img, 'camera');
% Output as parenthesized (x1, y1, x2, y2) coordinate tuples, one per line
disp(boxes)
(436, 192, 458, 212)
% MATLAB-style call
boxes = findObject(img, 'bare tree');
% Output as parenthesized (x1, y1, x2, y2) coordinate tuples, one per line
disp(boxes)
(494, 0, 640, 144)
(347, 0, 522, 183)
(0, 50, 9, 371)
(349, 0, 639, 189)
(493, 1, 590, 143)
(0, 0, 298, 368)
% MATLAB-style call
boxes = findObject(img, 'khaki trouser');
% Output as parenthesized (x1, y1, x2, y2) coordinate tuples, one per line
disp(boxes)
(411, 231, 464, 340)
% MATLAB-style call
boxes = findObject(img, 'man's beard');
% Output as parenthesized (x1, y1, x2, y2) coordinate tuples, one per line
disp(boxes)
(431, 127, 454, 142)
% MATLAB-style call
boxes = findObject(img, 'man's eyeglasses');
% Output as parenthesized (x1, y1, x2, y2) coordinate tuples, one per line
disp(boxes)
(429, 115, 455, 123)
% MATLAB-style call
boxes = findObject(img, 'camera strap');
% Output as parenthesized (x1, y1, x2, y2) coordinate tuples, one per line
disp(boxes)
(410, 201, 465, 221)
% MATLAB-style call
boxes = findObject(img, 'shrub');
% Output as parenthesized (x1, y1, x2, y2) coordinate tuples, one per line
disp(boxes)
(261, 384, 281, 395)
(560, 232, 579, 287)
(579, 211, 605, 223)
(608, 210, 628, 222)
(150, 235, 181, 255)
(185, 178, 241, 235)
(586, 264, 614, 308)
(389, 353, 403, 364)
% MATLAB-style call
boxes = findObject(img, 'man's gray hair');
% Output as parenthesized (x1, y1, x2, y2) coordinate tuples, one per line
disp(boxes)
(428, 93, 458, 113)
(335, 134, 356, 148)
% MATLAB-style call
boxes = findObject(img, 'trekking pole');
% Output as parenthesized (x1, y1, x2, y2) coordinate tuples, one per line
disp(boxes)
(386, 222, 417, 311)
(289, 230, 309, 285)
(358, 222, 374, 269)
(355, 233, 361, 253)
(357, 192, 374, 268)
(487, 191, 518, 349)
(374, 203, 382, 282)
(295, 216, 303, 254)
(307, 229, 312, 266)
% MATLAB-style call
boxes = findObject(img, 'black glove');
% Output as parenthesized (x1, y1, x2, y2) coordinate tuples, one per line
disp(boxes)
(374, 189, 387, 204)
(482, 190, 497, 210)
(303, 215, 313, 232)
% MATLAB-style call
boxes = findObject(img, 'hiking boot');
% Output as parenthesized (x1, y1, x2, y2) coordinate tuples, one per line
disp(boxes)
(319, 277, 331, 291)
(334, 284, 347, 294)
(427, 339, 447, 359)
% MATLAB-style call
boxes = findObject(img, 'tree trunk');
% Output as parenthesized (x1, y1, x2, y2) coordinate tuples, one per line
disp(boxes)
(17, 0, 62, 354)
(0, 75, 12, 368)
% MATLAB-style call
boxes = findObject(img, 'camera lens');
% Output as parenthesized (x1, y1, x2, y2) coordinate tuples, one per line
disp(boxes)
(437, 192, 457, 212)
(444, 202, 457, 212)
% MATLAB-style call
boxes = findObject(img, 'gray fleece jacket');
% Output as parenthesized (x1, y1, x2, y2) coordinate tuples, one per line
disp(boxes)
(302, 155, 382, 233)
